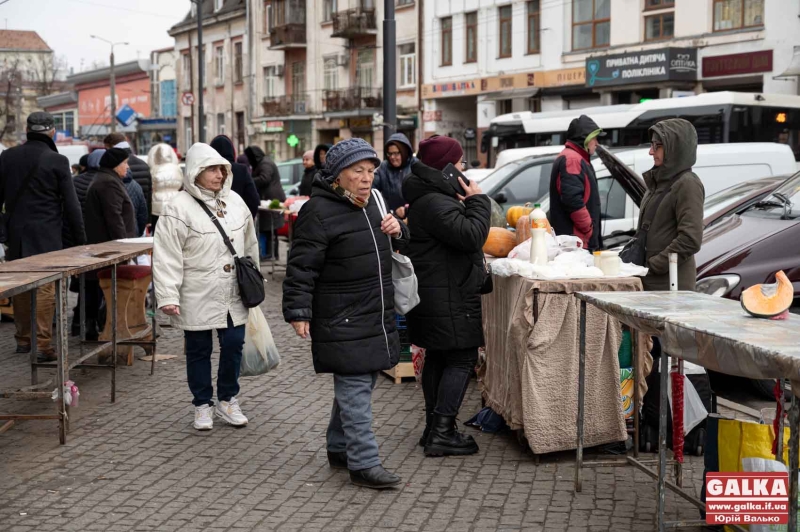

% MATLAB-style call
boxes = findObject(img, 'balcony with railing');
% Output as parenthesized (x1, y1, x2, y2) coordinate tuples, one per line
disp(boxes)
(262, 95, 312, 117)
(323, 87, 383, 114)
(330, 8, 377, 39)
(269, 0, 306, 49)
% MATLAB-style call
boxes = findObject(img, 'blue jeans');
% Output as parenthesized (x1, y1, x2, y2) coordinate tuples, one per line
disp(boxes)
(184, 314, 245, 407)
(326, 372, 381, 471)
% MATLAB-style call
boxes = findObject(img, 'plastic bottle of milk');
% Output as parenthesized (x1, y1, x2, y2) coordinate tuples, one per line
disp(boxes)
(531, 204, 548, 229)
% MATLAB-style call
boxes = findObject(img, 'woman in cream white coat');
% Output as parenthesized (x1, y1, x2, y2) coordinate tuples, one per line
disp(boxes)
(148, 143, 184, 229)
(154, 143, 260, 430)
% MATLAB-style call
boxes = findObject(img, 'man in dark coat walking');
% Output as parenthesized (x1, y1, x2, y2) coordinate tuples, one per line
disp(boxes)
(0, 112, 85, 359)
(104, 133, 153, 224)
(549, 115, 604, 251)
(244, 145, 286, 259)
(210, 135, 260, 219)
(402, 135, 491, 457)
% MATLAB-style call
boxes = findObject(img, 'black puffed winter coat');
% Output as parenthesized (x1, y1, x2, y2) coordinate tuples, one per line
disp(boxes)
(283, 178, 409, 375)
(245, 145, 286, 232)
(126, 151, 153, 218)
(401, 162, 491, 351)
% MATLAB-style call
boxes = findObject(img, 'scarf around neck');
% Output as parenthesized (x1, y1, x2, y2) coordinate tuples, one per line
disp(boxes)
(333, 179, 369, 209)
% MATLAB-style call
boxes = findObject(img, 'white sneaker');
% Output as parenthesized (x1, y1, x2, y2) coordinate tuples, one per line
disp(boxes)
(216, 397, 248, 427)
(194, 404, 213, 431)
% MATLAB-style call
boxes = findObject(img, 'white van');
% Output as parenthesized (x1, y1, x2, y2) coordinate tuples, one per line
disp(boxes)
(57, 145, 90, 167)
(536, 143, 796, 238)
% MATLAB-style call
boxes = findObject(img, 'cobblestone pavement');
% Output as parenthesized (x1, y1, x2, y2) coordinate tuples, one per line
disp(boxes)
(0, 269, 711, 532)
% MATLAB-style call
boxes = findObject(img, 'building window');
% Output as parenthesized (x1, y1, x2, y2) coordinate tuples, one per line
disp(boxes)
(440, 17, 452, 66)
(498, 99, 513, 115)
(215, 45, 224, 82)
(573, 0, 610, 50)
(323, 0, 337, 22)
(465, 12, 477, 64)
(160, 80, 177, 117)
(263, 66, 277, 98)
(713, 0, 764, 31)
(397, 0, 413, 5)
(645, 0, 675, 8)
(264, 1, 272, 33)
(399, 43, 415, 88)
(292, 61, 305, 96)
(182, 53, 191, 88)
(527, 1, 540, 54)
(216, 113, 225, 135)
(645, 12, 674, 40)
(64, 112, 75, 137)
(498, 5, 512, 58)
(234, 42, 243, 83)
(214, 0, 223, 12)
(323, 57, 338, 91)
(356, 48, 374, 91)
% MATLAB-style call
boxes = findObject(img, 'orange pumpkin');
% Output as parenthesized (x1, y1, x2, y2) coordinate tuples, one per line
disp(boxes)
(506, 203, 533, 227)
(740, 271, 794, 318)
(483, 227, 517, 258)
(516, 215, 531, 245)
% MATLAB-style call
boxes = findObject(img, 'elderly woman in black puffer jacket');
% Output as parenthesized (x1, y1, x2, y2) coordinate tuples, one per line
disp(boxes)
(283, 138, 409, 490)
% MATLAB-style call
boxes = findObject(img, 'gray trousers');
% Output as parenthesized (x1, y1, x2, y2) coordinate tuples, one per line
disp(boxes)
(326, 372, 381, 471)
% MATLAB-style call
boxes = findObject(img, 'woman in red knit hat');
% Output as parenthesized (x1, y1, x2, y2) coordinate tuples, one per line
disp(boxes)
(400, 135, 491, 457)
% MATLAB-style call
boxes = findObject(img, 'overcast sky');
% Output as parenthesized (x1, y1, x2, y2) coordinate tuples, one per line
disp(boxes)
(1, 0, 190, 74)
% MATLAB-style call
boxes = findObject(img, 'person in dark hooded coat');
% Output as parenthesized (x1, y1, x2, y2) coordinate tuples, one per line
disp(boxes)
(298, 150, 316, 197)
(373, 133, 416, 218)
(548, 115, 604, 251)
(283, 138, 408, 489)
(244, 145, 286, 258)
(210, 135, 260, 218)
(401, 135, 490, 458)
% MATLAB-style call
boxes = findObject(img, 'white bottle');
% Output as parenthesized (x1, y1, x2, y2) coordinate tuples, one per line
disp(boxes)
(530, 203, 548, 230)
(530, 228, 549, 266)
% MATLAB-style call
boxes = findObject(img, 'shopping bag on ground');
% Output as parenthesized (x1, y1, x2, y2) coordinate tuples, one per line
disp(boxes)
(240, 307, 280, 376)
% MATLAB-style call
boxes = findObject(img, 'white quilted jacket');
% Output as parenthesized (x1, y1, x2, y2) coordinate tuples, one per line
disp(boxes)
(148, 144, 183, 216)
(153, 143, 260, 331)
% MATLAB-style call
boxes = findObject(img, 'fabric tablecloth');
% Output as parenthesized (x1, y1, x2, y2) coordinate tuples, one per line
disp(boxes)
(480, 274, 650, 454)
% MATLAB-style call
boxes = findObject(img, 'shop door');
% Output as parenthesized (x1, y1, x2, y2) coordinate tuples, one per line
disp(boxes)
(236, 112, 245, 153)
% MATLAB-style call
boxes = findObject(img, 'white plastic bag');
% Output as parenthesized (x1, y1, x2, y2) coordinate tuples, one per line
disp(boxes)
(742, 458, 794, 532)
(666, 374, 708, 435)
(240, 308, 281, 376)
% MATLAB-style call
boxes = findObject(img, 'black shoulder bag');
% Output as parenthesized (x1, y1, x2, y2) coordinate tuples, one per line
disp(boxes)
(619, 182, 675, 267)
(0, 161, 40, 244)
(194, 198, 266, 308)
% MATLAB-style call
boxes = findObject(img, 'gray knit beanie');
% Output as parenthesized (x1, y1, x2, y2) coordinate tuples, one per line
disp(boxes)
(323, 138, 381, 181)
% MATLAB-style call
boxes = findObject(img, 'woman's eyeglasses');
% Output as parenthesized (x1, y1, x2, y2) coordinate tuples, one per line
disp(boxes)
(650, 142, 663, 151)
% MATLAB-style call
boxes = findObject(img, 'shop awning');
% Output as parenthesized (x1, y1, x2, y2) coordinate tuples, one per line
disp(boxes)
(775, 46, 800, 80)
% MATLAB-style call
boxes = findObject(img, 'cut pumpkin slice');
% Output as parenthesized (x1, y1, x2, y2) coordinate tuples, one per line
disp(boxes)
(740, 271, 794, 318)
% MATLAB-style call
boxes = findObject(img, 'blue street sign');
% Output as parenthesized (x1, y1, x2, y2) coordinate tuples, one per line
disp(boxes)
(116, 104, 137, 127)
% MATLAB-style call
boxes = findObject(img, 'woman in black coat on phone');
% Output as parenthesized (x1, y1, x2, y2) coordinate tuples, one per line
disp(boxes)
(402, 135, 491, 457)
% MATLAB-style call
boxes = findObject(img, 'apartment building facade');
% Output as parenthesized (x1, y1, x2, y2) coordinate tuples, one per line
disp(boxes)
(422, 0, 800, 167)
(251, 0, 420, 161)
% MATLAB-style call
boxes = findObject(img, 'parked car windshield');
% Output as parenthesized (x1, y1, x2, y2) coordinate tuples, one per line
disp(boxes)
(748, 171, 800, 219)
(480, 161, 526, 196)
(703, 179, 778, 220)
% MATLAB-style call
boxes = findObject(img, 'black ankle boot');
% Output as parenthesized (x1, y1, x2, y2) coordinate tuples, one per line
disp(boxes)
(424, 414, 479, 457)
(419, 411, 433, 447)
(349, 465, 401, 489)
(327, 451, 348, 469)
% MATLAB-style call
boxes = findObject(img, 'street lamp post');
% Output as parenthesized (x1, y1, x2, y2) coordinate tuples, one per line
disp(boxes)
(191, 0, 205, 142)
(91, 35, 128, 134)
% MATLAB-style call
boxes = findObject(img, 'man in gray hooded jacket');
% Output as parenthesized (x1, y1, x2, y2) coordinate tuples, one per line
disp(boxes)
(638, 118, 705, 291)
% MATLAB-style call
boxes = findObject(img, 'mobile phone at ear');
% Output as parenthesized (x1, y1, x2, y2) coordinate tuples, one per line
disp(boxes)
(442, 163, 469, 196)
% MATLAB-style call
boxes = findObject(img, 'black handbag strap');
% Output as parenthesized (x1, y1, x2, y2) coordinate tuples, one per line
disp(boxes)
(5, 161, 40, 223)
(193, 197, 238, 258)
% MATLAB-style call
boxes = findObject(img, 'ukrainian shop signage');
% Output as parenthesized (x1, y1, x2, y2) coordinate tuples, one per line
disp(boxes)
(586, 47, 698, 88)
(703, 50, 773, 78)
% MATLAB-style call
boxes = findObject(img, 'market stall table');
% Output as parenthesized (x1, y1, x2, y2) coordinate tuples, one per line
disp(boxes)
(481, 274, 651, 459)
(0, 271, 68, 443)
(257, 206, 294, 278)
(575, 291, 800, 532)
(0, 241, 157, 410)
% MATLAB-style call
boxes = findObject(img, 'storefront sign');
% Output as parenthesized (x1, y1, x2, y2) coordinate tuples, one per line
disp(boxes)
(349, 117, 372, 130)
(398, 117, 417, 129)
(586, 47, 698, 88)
(422, 68, 587, 100)
(464, 128, 477, 140)
(262, 120, 284, 133)
(541, 67, 586, 87)
(702, 50, 773, 78)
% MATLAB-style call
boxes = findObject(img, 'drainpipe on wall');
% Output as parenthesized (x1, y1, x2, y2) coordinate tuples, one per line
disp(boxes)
(417, 0, 423, 148)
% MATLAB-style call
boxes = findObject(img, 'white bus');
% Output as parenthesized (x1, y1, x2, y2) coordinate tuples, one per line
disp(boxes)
(486, 91, 800, 163)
